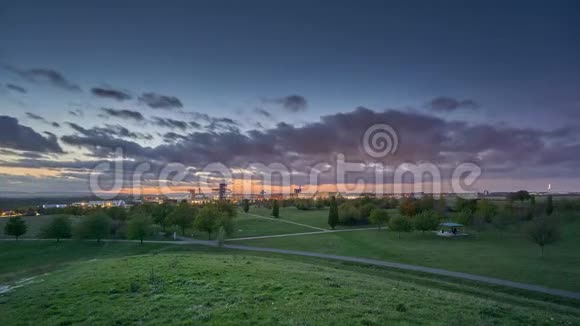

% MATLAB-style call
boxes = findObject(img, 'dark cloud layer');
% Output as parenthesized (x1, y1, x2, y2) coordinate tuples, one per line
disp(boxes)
(91, 87, 132, 101)
(54, 107, 580, 180)
(139, 92, 183, 109)
(5, 66, 81, 92)
(426, 96, 479, 112)
(99, 108, 144, 121)
(0, 116, 63, 153)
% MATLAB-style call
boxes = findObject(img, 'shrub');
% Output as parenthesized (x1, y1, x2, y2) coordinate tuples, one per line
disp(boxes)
(338, 203, 360, 225)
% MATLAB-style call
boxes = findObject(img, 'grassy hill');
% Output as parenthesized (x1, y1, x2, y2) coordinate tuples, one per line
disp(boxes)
(1, 242, 579, 325)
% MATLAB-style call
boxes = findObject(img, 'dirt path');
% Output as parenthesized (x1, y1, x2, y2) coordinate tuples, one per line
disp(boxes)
(225, 227, 377, 241)
(242, 212, 328, 231)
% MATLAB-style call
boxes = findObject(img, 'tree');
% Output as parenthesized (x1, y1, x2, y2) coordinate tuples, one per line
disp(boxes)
(168, 202, 196, 235)
(195, 206, 219, 239)
(413, 210, 439, 234)
(508, 190, 531, 202)
(369, 209, 389, 230)
(328, 196, 339, 230)
(455, 208, 474, 226)
(217, 226, 226, 247)
(388, 216, 413, 238)
(272, 200, 279, 218)
(152, 203, 174, 232)
(4, 216, 27, 240)
(106, 206, 127, 221)
(546, 195, 554, 216)
(78, 212, 111, 242)
(526, 217, 560, 257)
(242, 199, 250, 213)
(399, 197, 417, 217)
(476, 199, 497, 223)
(41, 215, 72, 242)
(128, 212, 153, 244)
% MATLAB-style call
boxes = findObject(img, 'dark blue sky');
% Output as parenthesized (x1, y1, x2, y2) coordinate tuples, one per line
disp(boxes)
(0, 0, 579, 193)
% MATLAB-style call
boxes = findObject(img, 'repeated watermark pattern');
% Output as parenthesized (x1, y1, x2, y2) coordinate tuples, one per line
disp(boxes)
(89, 124, 482, 199)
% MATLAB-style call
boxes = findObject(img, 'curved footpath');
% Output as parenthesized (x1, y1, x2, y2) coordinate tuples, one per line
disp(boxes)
(2, 238, 579, 300)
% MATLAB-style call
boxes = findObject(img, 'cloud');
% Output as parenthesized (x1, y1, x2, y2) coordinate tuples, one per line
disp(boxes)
(5, 84, 27, 94)
(254, 108, 272, 118)
(187, 111, 240, 132)
(25, 112, 48, 123)
(25, 112, 60, 128)
(65, 122, 151, 140)
(99, 108, 144, 121)
(5, 66, 81, 92)
(271, 95, 308, 112)
(426, 96, 479, 112)
(150, 117, 188, 130)
(139, 92, 183, 109)
(0, 115, 63, 153)
(68, 109, 84, 117)
(91, 87, 132, 101)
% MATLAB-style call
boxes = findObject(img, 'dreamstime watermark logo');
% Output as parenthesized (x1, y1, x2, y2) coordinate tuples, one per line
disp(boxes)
(87, 124, 482, 199)
(362, 123, 398, 158)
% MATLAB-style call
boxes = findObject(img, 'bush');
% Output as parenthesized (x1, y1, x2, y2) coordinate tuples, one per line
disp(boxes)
(338, 203, 360, 225)
(359, 203, 377, 221)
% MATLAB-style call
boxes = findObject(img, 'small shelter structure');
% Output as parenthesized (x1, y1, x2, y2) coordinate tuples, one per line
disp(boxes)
(437, 222, 468, 237)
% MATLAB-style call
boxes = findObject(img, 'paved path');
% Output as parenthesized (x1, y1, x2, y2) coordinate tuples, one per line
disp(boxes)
(221, 243, 580, 300)
(243, 212, 328, 231)
(226, 227, 377, 241)
(3, 238, 579, 300)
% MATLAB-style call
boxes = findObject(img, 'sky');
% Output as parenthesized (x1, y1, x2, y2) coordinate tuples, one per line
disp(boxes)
(0, 0, 579, 196)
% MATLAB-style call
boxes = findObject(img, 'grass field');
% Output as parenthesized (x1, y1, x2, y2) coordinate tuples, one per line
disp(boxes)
(1, 242, 579, 325)
(246, 206, 379, 230)
(236, 216, 580, 292)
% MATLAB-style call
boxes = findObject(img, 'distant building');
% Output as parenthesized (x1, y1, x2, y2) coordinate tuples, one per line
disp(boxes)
(72, 200, 126, 208)
(42, 204, 68, 209)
